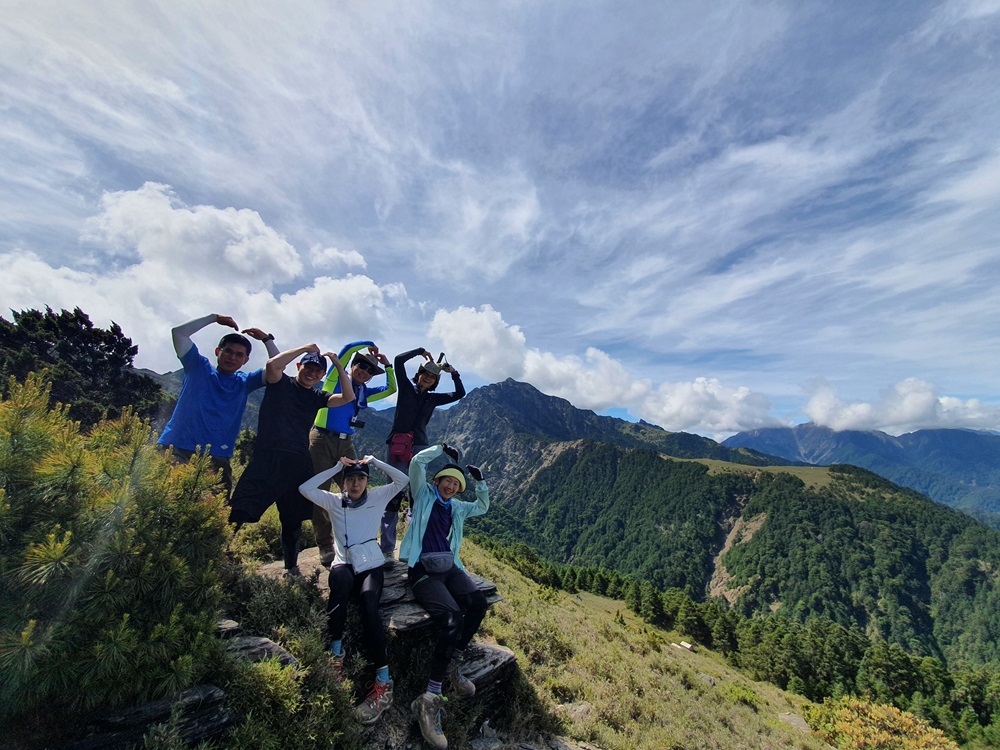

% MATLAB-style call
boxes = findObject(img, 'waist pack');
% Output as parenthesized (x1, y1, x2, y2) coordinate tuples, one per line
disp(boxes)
(389, 432, 414, 463)
(347, 539, 384, 574)
(420, 551, 454, 575)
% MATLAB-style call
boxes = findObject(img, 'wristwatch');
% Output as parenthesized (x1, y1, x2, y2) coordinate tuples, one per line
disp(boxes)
(265, 333, 274, 342)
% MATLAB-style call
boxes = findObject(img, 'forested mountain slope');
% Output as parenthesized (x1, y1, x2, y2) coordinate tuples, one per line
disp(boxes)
(470, 440, 1000, 666)
(723, 423, 1000, 525)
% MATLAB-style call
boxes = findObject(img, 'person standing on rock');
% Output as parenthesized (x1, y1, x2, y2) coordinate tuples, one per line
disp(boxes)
(309, 341, 395, 566)
(299, 455, 408, 724)
(158, 313, 280, 498)
(400, 444, 488, 750)
(228, 345, 354, 576)
(381, 348, 465, 563)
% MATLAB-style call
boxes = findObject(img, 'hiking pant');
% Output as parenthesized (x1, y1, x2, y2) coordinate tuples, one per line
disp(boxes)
(328, 564, 387, 667)
(380, 443, 426, 554)
(408, 563, 487, 682)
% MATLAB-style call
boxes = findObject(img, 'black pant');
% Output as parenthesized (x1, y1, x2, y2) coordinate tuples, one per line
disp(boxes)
(228, 449, 314, 568)
(328, 565, 387, 668)
(409, 563, 487, 682)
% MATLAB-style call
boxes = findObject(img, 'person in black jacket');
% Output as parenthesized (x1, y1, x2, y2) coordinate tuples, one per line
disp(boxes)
(379, 348, 465, 561)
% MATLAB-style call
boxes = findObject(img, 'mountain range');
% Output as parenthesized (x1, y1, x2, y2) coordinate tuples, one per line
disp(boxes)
(722, 423, 1000, 527)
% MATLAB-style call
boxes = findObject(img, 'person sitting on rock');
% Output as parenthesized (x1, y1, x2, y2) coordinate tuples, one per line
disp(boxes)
(299, 455, 408, 724)
(309, 341, 395, 566)
(399, 444, 488, 750)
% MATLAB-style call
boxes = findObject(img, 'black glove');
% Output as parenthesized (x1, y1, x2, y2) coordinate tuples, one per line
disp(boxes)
(442, 444, 460, 462)
(466, 464, 483, 482)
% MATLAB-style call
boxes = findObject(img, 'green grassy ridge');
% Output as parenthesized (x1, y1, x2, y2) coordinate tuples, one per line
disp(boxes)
(460, 540, 835, 750)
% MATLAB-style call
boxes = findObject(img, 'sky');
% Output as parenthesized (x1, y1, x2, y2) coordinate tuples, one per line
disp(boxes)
(2, 1, 1000, 439)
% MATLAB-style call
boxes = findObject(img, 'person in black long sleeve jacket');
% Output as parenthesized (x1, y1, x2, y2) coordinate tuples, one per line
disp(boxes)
(379, 347, 465, 559)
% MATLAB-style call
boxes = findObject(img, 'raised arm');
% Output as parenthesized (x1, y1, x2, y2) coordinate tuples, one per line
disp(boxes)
(298, 461, 346, 511)
(367, 347, 397, 403)
(322, 353, 355, 407)
(362, 454, 408, 491)
(242, 327, 279, 357)
(265, 343, 319, 383)
(394, 347, 432, 381)
(170, 313, 235, 358)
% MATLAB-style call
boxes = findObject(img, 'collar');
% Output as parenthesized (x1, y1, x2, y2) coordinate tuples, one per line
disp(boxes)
(433, 487, 452, 508)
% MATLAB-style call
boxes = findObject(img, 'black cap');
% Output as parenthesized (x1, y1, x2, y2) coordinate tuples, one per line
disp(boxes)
(343, 462, 370, 478)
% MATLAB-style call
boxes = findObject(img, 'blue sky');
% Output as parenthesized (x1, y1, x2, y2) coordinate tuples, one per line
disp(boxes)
(2, 1, 1000, 437)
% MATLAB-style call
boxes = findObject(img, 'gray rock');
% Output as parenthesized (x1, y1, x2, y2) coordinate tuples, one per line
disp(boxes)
(226, 635, 299, 668)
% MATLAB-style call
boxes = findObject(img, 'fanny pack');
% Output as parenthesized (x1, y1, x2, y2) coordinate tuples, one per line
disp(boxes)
(420, 551, 454, 574)
(347, 539, 383, 573)
(389, 432, 414, 463)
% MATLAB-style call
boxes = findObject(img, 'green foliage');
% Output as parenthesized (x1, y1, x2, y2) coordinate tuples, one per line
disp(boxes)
(0, 307, 163, 427)
(0, 375, 227, 723)
(214, 567, 363, 750)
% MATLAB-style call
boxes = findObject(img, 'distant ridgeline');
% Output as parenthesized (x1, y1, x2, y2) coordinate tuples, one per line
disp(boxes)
(723, 423, 1000, 528)
(151, 372, 1000, 665)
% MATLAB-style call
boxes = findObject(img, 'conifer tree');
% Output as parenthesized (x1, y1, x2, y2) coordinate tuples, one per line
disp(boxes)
(0, 374, 227, 721)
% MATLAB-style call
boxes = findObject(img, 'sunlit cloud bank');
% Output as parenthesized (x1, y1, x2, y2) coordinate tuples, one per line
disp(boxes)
(804, 378, 1000, 435)
(431, 305, 1000, 437)
(429, 304, 777, 434)
(0, 184, 409, 373)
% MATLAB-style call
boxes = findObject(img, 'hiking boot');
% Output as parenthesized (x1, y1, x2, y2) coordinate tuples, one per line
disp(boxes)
(446, 658, 476, 698)
(356, 679, 393, 724)
(383, 551, 395, 568)
(320, 549, 336, 566)
(283, 566, 302, 579)
(411, 691, 447, 749)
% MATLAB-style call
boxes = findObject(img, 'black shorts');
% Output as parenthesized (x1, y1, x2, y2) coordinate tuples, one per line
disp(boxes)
(228, 449, 314, 525)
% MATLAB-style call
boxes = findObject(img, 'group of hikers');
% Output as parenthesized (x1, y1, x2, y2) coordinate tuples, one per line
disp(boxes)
(157, 313, 489, 749)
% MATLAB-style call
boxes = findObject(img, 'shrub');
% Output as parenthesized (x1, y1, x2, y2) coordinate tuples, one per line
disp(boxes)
(805, 696, 958, 749)
(0, 375, 227, 723)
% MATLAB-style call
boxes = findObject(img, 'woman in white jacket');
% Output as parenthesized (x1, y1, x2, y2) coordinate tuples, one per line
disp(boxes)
(299, 455, 407, 725)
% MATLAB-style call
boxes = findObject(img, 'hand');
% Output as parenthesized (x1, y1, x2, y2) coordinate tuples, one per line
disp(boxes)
(241, 327, 270, 341)
(466, 464, 484, 482)
(375, 352, 390, 366)
(361, 455, 375, 464)
(442, 444, 460, 462)
(440, 363, 454, 373)
(339, 456, 358, 467)
(420, 349, 433, 361)
(216, 315, 239, 330)
(322, 351, 338, 362)
(302, 343, 320, 355)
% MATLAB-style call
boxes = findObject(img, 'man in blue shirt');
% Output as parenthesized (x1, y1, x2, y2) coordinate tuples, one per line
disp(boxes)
(158, 313, 278, 497)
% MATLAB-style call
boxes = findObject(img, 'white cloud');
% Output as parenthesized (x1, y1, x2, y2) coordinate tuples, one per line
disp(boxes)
(311, 245, 367, 271)
(803, 378, 1000, 434)
(428, 305, 528, 378)
(1, 184, 410, 373)
(81, 183, 303, 287)
(428, 304, 777, 435)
